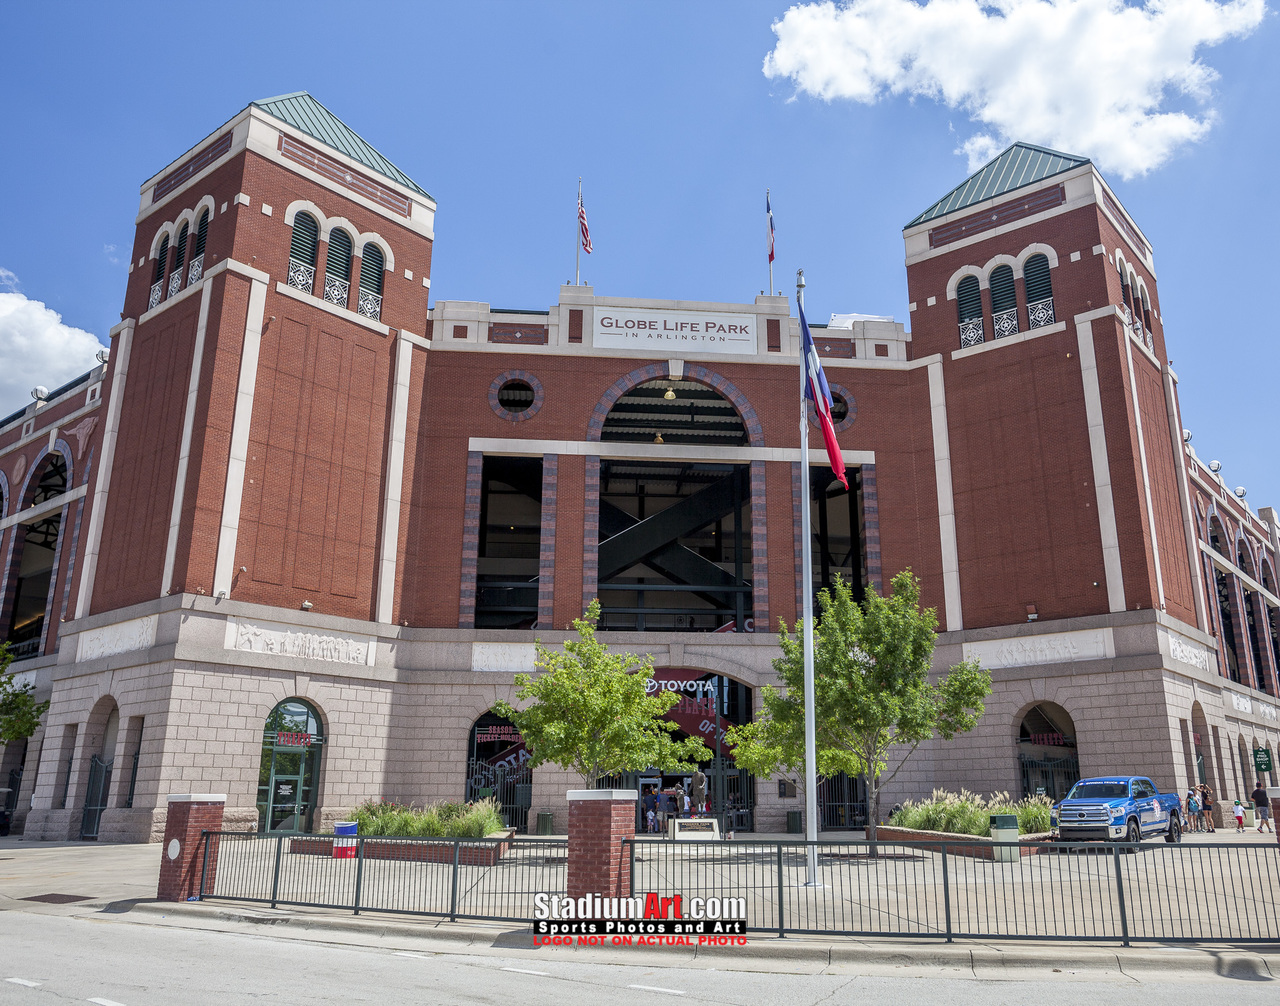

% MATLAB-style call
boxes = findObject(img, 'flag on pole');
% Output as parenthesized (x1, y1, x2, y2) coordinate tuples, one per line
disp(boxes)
(799, 302, 848, 490)
(766, 193, 775, 264)
(578, 192, 593, 254)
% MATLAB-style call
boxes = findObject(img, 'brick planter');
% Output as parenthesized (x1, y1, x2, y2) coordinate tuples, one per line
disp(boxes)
(288, 831, 514, 866)
(874, 825, 1050, 859)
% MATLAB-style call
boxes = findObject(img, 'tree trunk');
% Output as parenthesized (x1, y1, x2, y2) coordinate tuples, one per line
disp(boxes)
(866, 775, 880, 855)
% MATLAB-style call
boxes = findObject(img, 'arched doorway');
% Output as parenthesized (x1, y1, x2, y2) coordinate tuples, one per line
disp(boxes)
(256, 699, 324, 833)
(4, 453, 68, 659)
(1017, 702, 1079, 800)
(80, 698, 118, 840)
(466, 711, 532, 833)
(1190, 702, 1214, 793)
(603, 669, 756, 831)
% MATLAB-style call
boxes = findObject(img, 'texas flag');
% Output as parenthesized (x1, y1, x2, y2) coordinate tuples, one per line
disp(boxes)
(799, 301, 847, 490)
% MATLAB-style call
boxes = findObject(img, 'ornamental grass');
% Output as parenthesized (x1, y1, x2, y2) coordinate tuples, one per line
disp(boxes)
(888, 788, 1052, 837)
(350, 797, 506, 838)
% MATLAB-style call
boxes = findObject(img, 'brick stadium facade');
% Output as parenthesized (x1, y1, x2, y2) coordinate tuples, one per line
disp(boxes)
(2, 95, 1277, 842)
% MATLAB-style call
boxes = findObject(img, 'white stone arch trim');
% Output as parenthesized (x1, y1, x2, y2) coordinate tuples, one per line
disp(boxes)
(945, 265, 986, 300)
(190, 194, 216, 231)
(284, 199, 326, 230)
(356, 232, 395, 273)
(1115, 248, 1130, 277)
(1135, 278, 1151, 310)
(320, 215, 354, 245)
(981, 253, 1020, 283)
(149, 221, 176, 260)
(1016, 242, 1059, 275)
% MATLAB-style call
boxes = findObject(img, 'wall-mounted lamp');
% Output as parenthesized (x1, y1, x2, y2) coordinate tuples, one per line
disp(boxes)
(30, 386, 48, 401)
(1235, 486, 1247, 499)
(663, 386, 676, 401)
(301, 600, 314, 611)
(653, 432, 664, 444)
(1209, 460, 1222, 473)
(1182, 429, 1192, 443)
(96, 348, 110, 365)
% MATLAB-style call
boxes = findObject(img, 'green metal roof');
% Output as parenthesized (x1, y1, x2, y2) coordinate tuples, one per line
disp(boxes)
(906, 142, 1089, 228)
(251, 92, 431, 199)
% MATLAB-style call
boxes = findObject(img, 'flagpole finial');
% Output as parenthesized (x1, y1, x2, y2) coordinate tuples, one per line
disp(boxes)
(796, 269, 805, 291)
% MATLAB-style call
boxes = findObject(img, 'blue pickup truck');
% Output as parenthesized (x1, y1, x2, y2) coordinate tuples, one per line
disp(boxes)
(1051, 776, 1184, 843)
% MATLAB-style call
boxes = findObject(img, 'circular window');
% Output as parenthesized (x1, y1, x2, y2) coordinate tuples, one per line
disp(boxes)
(488, 371, 544, 422)
(807, 384, 857, 433)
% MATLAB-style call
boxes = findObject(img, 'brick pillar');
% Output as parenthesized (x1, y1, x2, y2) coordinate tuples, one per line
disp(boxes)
(567, 790, 637, 901)
(157, 793, 226, 902)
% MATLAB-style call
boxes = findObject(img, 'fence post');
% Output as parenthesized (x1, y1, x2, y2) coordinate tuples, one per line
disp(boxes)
(776, 843, 785, 938)
(941, 843, 953, 943)
(199, 831, 211, 899)
(353, 838, 365, 916)
(449, 840, 461, 922)
(1111, 844, 1130, 947)
(628, 839, 635, 898)
(270, 834, 283, 910)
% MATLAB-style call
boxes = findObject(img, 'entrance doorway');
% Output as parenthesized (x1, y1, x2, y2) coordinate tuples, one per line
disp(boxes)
(1017, 702, 1079, 801)
(256, 699, 324, 833)
(466, 711, 532, 833)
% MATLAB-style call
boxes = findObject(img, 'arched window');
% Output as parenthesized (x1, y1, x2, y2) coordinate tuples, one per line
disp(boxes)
(956, 274, 983, 347)
(4, 453, 68, 660)
(324, 229, 354, 308)
(170, 222, 189, 298)
(358, 242, 384, 320)
(1024, 253, 1054, 327)
(989, 265, 1017, 338)
(1209, 517, 1242, 683)
(188, 209, 209, 285)
(256, 698, 325, 834)
(150, 234, 170, 309)
(287, 212, 319, 294)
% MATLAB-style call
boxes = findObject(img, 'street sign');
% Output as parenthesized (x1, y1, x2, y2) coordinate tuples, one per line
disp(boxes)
(1254, 747, 1273, 774)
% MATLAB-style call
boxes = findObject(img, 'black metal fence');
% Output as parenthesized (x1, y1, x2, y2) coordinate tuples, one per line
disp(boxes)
(199, 832, 565, 923)
(626, 838, 1280, 944)
(199, 831, 1280, 944)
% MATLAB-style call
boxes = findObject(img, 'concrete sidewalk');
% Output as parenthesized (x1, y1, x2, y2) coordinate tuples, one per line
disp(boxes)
(2, 836, 1279, 981)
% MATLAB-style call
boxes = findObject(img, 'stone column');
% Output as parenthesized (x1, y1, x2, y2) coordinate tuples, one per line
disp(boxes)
(157, 793, 225, 902)
(567, 789, 637, 901)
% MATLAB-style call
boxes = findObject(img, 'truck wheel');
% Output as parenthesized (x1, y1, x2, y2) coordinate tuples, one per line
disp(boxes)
(1125, 819, 1141, 847)
(1165, 813, 1182, 844)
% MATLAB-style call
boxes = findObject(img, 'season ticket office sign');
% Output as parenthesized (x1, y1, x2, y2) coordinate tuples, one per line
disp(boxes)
(593, 307, 756, 354)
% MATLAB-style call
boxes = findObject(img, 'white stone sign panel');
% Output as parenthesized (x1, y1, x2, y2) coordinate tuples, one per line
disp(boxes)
(225, 617, 375, 666)
(471, 642, 536, 673)
(1163, 630, 1213, 673)
(77, 614, 159, 662)
(963, 628, 1114, 669)
(593, 307, 756, 355)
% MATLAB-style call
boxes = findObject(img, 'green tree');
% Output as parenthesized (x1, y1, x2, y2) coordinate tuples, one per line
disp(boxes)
(496, 600, 710, 788)
(0, 644, 50, 746)
(726, 571, 991, 843)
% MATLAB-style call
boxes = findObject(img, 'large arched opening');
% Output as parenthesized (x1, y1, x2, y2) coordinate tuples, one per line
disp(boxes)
(1190, 702, 1215, 791)
(1208, 517, 1242, 683)
(79, 695, 118, 840)
(596, 380, 755, 632)
(3, 452, 68, 659)
(1016, 702, 1079, 801)
(465, 710, 532, 833)
(602, 668, 757, 832)
(256, 699, 325, 833)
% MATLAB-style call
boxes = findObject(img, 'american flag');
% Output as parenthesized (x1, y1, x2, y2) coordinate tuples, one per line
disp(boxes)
(578, 193, 593, 254)
(766, 193, 775, 264)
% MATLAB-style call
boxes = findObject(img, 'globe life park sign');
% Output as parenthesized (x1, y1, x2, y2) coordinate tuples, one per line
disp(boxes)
(593, 306, 756, 354)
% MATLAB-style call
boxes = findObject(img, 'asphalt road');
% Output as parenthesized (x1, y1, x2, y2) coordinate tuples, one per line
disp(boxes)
(0, 912, 1275, 1006)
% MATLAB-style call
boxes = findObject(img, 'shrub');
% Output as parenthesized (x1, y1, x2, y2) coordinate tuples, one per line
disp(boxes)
(348, 797, 506, 838)
(888, 789, 1052, 837)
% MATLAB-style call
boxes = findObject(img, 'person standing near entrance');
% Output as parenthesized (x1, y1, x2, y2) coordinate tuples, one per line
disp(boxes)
(1252, 781, 1273, 833)
(1199, 784, 1216, 833)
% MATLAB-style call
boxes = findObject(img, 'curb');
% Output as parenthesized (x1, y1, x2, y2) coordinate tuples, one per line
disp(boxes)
(121, 902, 1279, 977)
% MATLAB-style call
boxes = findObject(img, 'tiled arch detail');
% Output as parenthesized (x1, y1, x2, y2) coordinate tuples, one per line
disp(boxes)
(488, 370, 545, 423)
(585, 362, 764, 447)
(17, 440, 74, 508)
(0, 468, 8, 521)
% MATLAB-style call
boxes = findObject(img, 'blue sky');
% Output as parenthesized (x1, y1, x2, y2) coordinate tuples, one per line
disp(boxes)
(0, 1, 1275, 503)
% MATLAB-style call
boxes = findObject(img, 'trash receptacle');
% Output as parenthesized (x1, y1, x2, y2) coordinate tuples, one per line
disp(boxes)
(786, 810, 803, 834)
(333, 821, 357, 859)
(1244, 802, 1256, 828)
(535, 811, 555, 835)
(990, 813, 1019, 862)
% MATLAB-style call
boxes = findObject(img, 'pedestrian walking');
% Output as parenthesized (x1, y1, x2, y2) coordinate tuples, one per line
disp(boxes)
(1251, 780, 1273, 833)
(1233, 799, 1246, 833)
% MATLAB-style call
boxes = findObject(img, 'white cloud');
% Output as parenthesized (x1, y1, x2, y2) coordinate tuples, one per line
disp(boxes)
(763, 0, 1266, 178)
(0, 282, 105, 418)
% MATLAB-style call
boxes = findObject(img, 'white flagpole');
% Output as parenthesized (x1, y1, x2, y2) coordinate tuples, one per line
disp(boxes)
(797, 268, 820, 886)
(576, 178, 582, 286)
(767, 189, 774, 296)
